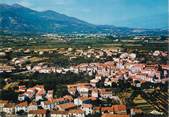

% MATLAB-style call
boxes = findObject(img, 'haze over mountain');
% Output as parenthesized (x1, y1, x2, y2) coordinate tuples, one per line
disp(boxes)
(0, 4, 97, 33)
(0, 4, 167, 35)
(117, 13, 168, 29)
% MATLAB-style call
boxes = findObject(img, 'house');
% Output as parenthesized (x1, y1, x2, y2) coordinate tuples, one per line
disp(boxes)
(35, 94, 44, 101)
(27, 87, 36, 94)
(77, 86, 89, 97)
(41, 100, 54, 110)
(90, 79, 99, 87)
(53, 97, 68, 106)
(129, 64, 145, 73)
(0, 100, 8, 112)
(3, 103, 15, 114)
(67, 88, 77, 96)
(69, 109, 85, 117)
(28, 109, 46, 117)
(63, 95, 73, 102)
(67, 83, 90, 96)
(18, 85, 26, 92)
(18, 94, 26, 101)
(25, 87, 36, 99)
(67, 84, 77, 95)
(74, 97, 91, 106)
(101, 107, 114, 114)
(57, 103, 76, 111)
(35, 88, 46, 101)
(91, 89, 99, 98)
(99, 89, 112, 99)
(81, 104, 93, 115)
(46, 90, 53, 99)
(112, 105, 127, 114)
(93, 107, 101, 114)
(104, 78, 113, 87)
(25, 91, 35, 100)
(34, 85, 45, 92)
(51, 110, 69, 117)
(15, 102, 28, 113)
(28, 102, 38, 111)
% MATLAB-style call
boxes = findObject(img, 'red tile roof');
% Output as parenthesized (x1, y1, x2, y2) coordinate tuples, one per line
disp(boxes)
(0, 100, 8, 104)
(102, 114, 129, 117)
(57, 103, 76, 110)
(112, 105, 127, 112)
(16, 102, 28, 107)
(69, 109, 84, 114)
(82, 104, 93, 108)
(78, 97, 91, 101)
(101, 107, 114, 112)
(28, 109, 46, 114)
(63, 95, 73, 101)
(4, 103, 15, 108)
(51, 110, 68, 115)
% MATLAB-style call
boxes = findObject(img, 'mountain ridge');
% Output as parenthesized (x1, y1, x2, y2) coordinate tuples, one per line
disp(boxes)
(0, 4, 167, 35)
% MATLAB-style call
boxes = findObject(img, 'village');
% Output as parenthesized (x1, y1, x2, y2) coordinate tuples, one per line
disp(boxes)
(0, 44, 168, 117)
(0, 0, 168, 116)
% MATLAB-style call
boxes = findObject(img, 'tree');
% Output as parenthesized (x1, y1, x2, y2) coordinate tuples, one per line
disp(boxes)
(16, 110, 26, 115)
(0, 90, 18, 102)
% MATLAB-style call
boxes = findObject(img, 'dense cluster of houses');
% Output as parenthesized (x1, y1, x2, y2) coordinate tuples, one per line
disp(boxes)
(74, 62, 169, 84)
(1, 59, 168, 117)
(0, 82, 132, 117)
(0, 47, 168, 117)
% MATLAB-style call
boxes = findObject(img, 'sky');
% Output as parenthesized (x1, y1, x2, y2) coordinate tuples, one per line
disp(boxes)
(0, 0, 168, 28)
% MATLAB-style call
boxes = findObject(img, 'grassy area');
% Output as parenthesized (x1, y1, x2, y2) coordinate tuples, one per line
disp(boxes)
(1, 35, 168, 51)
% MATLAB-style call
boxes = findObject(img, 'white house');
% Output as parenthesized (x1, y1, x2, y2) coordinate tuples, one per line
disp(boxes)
(41, 101, 54, 110)
(104, 78, 112, 87)
(77, 87, 89, 97)
(28, 102, 38, 111)
(51, 111, 69, 117)
(28, 109, 46, 117)
(15, 102, 28, 113)
(90, 79, 99, 87)
(3, 103, 15, 114)
(99, 89, 112, 99)
(74, 97, 91, 106)
(69, 109, 85, 117)
(91, 89, 99, 98)
(18, 94, 26, 101)
(0, 100, 8, 112)
(81, 104, 93, 115)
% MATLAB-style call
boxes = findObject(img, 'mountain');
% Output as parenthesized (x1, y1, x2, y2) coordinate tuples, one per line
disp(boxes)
(0, 3, 97, 34)
(0, 4, 168, 35)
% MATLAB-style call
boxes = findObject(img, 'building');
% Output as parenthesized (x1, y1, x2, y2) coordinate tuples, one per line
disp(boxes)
(57, 103, 76, 111)
(51, 110, 69, 117)
(28, 102, 38, 111)
(99, 89, 112, 99)
(74, 97, 91, 106)
(15, 102, 28, 113)
(0, 100, 8, 112)
(28, 109, 46, 117)
(69, 109, 85, 117)
(3, 103, 15, 114)
(81, 104, 93, 115)
(41, 100, 54, 110)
